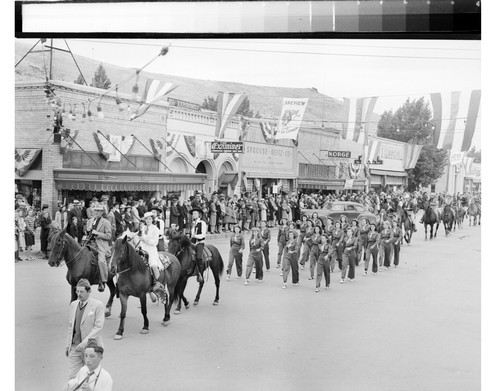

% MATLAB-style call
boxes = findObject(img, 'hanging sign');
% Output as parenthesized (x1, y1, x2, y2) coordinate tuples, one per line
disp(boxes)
(211, 141, 244, 154)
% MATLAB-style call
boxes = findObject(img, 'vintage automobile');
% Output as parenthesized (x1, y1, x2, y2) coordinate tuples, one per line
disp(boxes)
(302, 201, 377, 227)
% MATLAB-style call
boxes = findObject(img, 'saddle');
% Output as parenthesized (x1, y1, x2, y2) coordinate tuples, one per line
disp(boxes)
(85, 243, 99, 267)
(158, 253, 173, 269)
(189, 246, 212, 266)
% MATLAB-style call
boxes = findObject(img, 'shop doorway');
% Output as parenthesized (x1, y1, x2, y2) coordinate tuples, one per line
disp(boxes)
(196, 160, 214, 194)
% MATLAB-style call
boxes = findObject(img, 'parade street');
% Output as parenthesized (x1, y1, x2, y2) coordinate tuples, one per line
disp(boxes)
(15, 219, 480, 391)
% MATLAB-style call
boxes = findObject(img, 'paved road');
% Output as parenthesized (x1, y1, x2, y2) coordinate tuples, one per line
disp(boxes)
(15, 219, 480, 391)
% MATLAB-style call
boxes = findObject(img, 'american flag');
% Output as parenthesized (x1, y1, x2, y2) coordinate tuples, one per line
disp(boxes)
(130, 79, 177, 121)
(215, 92, 246, 139)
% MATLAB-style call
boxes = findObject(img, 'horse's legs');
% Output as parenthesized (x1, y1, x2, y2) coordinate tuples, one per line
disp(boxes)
(162, 285, 175, 326)
(139, 294, 149, 334)
(212, 265, 221, 306)
(424, 224, 428, 240)
(194, 280, 205, 305)
(104, 278, 116, 318)
(114, 294, 129, 340)
(174, 276, 188, 314)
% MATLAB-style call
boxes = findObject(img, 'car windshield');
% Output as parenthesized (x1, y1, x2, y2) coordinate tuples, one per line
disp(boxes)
(322, 202, 344, 211)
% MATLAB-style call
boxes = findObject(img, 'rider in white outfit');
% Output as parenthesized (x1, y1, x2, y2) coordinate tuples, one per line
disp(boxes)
(138, 212, 165, 296)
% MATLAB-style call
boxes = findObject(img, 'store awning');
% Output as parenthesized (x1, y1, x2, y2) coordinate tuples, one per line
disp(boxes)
(218, 171, 238, 185)
(369, 169, 407, 177)
(246, 171, 296, 179)
(53, 169, 206, 192)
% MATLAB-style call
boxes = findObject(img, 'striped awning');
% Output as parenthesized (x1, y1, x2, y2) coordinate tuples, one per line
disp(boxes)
(53, 168, 206, 192)
(298, 179, 364, 191)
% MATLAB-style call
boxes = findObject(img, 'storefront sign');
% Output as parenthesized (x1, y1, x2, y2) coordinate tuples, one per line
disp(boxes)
(449, 151, 465, 166)
(275, 98, 309, 140)
(327, 151, 351, 159)
(344, 179, 354, 189)
(380, 145, 403, 161)
(241, 142, 296, 177)
(211, 141, 244, 154)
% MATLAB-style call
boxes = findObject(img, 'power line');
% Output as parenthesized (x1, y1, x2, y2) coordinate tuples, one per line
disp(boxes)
(69, 39, 480, 61)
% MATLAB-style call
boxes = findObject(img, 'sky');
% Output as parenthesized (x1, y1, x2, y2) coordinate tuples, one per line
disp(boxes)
(29, 38, 479, 148)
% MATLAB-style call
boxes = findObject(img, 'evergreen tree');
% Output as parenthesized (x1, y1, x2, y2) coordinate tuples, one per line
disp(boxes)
(74, 74, 85, 85)
(90, 63, 111, 90)
(201, 95, 260, 118)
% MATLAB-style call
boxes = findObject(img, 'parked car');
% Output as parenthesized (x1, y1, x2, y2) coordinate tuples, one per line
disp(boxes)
(302, 201, 377, 227)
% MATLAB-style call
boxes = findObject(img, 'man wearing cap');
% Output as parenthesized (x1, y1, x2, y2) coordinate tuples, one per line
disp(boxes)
(87, 204, 112, 292)
(63, 340, 113, 391)
(138, 212, 166, 298)
(190, 208, 207, 282)
(66, 279, 105, 380)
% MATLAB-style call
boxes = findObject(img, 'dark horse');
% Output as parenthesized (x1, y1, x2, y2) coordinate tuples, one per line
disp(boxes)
(422, 201, 440, 240)
(109, 235, 182, 340)
(48, 230, 116, 317)
(441, 204, 455, 236)
(167, 234, 224, 314)
(398, 209, 413, 245)
(468, 199, 481, 226)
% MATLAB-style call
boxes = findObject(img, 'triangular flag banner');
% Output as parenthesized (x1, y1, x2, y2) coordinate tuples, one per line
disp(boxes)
(275, 97, 309, 140)
(15, 148, 41, 176)
(164, 131, 180, 157)
(215, 92, 246, 139)
(463, 156, 475, 174)
(429, 89, 481, 151)
(93, 132, 135, 162)
(130, 79, 178, 121)
(60, 128, 79, 153)
(149, 138, 165, 161)
(403, 143, 424, 169)
(341, 96, 378, 143)
(184, 135, 196, 157)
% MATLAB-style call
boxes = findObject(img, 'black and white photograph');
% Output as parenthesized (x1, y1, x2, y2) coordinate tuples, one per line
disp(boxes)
(9, 1, 495, 390)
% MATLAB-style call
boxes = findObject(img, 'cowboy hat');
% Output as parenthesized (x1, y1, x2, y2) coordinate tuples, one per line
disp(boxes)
(144, 212, 154, 219)
(189, 207, 204, 215)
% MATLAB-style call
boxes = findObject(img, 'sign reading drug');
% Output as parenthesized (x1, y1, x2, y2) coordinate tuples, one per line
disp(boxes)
(211, 141, 244, 154)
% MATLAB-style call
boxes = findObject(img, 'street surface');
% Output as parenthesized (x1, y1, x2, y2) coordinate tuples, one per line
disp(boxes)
(15, 215, 480, 391)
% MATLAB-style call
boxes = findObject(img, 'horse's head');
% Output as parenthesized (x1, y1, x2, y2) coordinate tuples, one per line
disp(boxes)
(110, 235, 132, 275)
(167, 233, 190, 257)
(48, 230, 67, 267)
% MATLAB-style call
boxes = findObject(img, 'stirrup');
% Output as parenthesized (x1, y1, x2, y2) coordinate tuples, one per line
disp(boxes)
(98, 282, 105, 292)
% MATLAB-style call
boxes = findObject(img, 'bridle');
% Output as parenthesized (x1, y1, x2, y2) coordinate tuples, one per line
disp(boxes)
(112, 241, 132, 275)
(54, 234, 84, 266)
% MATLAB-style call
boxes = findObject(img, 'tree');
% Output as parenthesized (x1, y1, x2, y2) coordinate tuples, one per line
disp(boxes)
(90, 63, 111, 90)
(201, 95, 261, 118)
(376, 97, 448, 191)
(74, 74, 85, 85)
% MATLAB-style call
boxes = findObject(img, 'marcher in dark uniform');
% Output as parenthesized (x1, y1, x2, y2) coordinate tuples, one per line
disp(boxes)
(308, 225, 322, 280)
(330, 221, 344, 272)
(244, 227, 264, 285)
(340, 227, 357, 283)
(380, 220, 393, 270)
(350, 219, 361, 266)
(260, 220, 271, 271)
(281, 230, 299, 288)
(226, 225, 245, 279)
(391, 219, 403, 268)
(299, 219, 314, 269)
(365, 222, 380, 274)
(315, 234, 331, 292)
(358, 217, 370, 266)
(276, 217, 288, 269)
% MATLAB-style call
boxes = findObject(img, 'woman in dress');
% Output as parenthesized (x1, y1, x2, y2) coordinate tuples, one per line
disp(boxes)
(365, 222, 380, 274)
(226, 225, 245, 279)
(340, 227, 357, 283)
(244, 227, 265, 285)
(281, 230, 299, 288)
(308, 225, 322, 280)
(315, 233, 331, 292)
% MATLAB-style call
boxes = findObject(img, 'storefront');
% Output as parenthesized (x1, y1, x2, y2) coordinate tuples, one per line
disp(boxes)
(367, 137, 408, 190)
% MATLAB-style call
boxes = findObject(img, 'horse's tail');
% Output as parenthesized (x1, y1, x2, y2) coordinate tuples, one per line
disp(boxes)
(207, 245, 224, 277)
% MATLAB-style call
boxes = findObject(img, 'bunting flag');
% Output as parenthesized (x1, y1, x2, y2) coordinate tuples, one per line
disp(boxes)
(341, 96, 378, 143)
(15, 148, 41, 176)
(275, 97, 309, 140)
(164, 131, 180, 157)
(429, 89, 481, 151)
(184, 135, 196, 157)
(93, 132, 134, 162)
(259, 122, 278, 144)
(362, 127, 369, 165)
(463, 156, 475, 174)
(365, 138, 381, 165)
(215, 92, 246, 139)
(149, 138, 165, 161)
(130, 79, 178, 121)
(60, 128, 79, 153)
(239, 118, 249, 141)
(403, 143, 424, 170)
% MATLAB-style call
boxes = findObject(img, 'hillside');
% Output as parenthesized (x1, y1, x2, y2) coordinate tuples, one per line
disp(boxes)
(15, 40, 379, 131)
